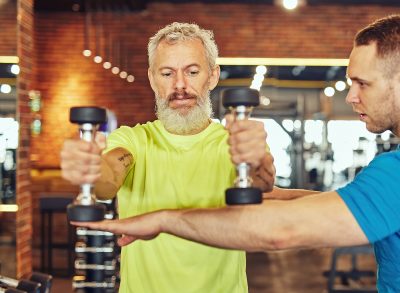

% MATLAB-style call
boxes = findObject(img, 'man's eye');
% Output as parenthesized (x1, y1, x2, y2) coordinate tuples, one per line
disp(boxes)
(188, 71, 199, 76)
(161, 72, 172, 77)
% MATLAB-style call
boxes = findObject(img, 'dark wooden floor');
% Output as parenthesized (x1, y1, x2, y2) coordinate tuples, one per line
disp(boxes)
(0, 246, 377, 292)
(247, 249, 331, 293)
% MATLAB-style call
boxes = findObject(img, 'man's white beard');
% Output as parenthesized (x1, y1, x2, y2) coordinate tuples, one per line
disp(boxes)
(155, 91, 213, 135)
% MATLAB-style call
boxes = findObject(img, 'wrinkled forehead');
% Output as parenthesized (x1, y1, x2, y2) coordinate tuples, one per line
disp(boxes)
(152, 38, 208, 68)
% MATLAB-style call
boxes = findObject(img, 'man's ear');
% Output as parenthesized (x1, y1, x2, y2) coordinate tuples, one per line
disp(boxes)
(148, 68, 156, 92)
(208, 65, 220, 91)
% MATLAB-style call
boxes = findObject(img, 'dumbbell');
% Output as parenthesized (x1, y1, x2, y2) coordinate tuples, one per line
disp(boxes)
(0, 288, 26, 293)
(67, 107, 107, 222)
(222, 88, 263, 205)
(0, 275, 40, 293)
(29, 272, 52, 293)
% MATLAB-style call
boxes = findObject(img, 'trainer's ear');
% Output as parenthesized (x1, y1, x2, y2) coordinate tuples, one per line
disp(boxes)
(208, 65, 220, 91)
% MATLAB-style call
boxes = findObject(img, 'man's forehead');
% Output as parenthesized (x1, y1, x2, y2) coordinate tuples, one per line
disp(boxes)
(153, 38, 207, 68)
(157, 37, 203, 49)
(348, 44, 378, 69)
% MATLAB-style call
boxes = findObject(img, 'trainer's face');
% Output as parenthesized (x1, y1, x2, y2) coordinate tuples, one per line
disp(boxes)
(148, 38, 219, 115)
(346, 42, 400, 136)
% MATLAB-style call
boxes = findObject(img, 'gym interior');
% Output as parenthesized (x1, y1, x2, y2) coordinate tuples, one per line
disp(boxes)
(0, 0, 399, 292)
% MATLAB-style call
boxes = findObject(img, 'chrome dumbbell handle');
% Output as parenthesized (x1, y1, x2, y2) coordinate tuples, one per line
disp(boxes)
(232, 105, 254, 188)
(75, 259, 116, 271)
(76, 228, 113, 236)
(0, 276, 18, 288)
(72, 280, 115, 289)
(0, 288, 26, 293)
(78, 123, 97, 205)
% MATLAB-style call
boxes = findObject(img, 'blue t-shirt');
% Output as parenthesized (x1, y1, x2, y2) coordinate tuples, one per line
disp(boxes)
(337, 149, 400, 292)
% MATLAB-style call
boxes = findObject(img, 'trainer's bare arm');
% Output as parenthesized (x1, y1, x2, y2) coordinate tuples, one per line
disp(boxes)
(73, 190, 368, 251)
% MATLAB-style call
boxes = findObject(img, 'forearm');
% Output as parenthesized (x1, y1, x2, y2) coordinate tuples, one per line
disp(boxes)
(160, 192, 366, 251)
(264, 186, 320, 200)
(73, 192, 368, 250)
(161, 204, 283, 252)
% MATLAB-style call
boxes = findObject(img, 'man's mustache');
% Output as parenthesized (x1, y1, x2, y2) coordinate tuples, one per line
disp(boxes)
(168, 92, 198, 101)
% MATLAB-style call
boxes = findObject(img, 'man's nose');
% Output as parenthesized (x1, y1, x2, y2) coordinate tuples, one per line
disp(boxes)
(174, 71, 187, 90)
(345, 84, 360, 104)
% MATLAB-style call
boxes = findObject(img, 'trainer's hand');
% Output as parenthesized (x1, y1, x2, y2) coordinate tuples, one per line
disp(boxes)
(71, 211, 163, 246)
(225, 114, 267, 169)
(60, 132, 107, 185)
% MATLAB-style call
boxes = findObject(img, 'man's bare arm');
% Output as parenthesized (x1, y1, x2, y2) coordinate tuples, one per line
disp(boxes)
(60, 135, 134, 200)
(73, 191, 368, 251)
(263, 186, 320, 200)
(95, 148, 134, 199)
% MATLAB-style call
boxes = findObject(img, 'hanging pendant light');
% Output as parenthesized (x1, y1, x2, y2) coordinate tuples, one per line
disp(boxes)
(82, 0, 92, 57)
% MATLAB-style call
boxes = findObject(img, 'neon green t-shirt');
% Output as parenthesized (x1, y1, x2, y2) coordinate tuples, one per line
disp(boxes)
(105, 120, 247, 293)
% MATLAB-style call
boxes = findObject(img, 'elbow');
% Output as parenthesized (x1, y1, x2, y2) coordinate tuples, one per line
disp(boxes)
(259, 225, 301, 251)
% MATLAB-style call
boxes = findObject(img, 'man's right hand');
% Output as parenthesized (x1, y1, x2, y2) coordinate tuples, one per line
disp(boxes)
(60, 132, 107, 185)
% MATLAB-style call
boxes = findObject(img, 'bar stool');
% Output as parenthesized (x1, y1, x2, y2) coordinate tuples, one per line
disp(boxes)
(324, 244, 377, 293)
(39, 195, 74, 276)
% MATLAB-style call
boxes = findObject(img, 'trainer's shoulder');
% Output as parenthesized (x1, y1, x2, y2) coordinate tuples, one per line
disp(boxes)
(369, 149, 400, 166)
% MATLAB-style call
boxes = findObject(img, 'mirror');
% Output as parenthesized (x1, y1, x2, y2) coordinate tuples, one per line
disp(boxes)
(0, 59, 18, 278)
(0, 0, 18, 278)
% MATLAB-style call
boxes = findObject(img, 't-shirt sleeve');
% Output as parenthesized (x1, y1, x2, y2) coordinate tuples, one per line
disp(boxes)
(103, 125, 139, 160)
(336, 151, 400, 243)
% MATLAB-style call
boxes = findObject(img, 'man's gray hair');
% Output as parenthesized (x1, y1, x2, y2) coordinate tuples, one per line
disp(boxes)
(148, 22, 219, 70)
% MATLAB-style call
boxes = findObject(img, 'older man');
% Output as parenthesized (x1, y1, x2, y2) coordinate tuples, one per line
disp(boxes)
(61, 22, 275, 292)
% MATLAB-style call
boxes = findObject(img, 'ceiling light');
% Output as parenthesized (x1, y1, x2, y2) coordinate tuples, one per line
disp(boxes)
(253, 73, 265, 83)
(283, 0, 298, 10)
(256, 65, 267, 75)
(103, 61, 112, 69)
(127, 75, 135, 83)
(250, 84, 261, 91)
(111, 67, 120, 75)
(324, 86, 335, 97)
(10, 64, 20, 75)
(260, 96, 271, 106)
(83, 49, 92, 57)
(381, 131, 390, 141)
(335, 81, 346, 91)
(292, 65, 305, 76)
(72, 3, 80, 12)
(0, 84, 12, 94)
(119, 71, 128, 79)
(94, 56, 103, 63)
(282, 119, 294, 132)
(251, 79, 263, 88)
(294, 120, 302, 130)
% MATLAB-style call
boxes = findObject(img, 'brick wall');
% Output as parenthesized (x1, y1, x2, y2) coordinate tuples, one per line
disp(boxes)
(0, 0, 17, 56)
(16, 0, 33, 279)
(30, 3, 398, 168)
